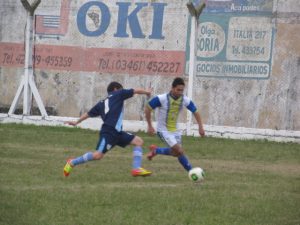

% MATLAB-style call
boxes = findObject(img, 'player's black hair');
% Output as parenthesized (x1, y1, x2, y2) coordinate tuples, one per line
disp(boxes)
(172, 77, 185, 88)
(107, 81, 123, 93)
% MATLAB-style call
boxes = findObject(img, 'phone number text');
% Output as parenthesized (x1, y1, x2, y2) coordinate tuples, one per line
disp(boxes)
(2, 53, 73, 67)
(98, 58, 181, 74)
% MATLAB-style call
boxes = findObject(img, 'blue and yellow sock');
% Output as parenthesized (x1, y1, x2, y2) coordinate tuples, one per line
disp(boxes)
(132, 146, 142, 169)
(178, 155, 192, 171)
(71, 152, 94, 166)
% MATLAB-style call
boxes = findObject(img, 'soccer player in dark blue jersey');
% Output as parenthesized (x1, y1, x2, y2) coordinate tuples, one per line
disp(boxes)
(63, 81, 152, 177)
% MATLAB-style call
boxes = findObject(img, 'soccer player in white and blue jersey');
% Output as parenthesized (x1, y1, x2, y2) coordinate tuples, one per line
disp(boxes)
(63, 81, 152, 177)
(145, 77, 205, 172)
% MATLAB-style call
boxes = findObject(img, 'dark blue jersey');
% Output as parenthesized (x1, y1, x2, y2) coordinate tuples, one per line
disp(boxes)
(88, 89, 134, 132)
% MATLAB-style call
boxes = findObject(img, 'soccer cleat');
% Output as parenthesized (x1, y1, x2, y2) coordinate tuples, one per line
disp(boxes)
(63, 159, 74, 177)
(131, 167, 152, 177)
(147, 144, 157, 160)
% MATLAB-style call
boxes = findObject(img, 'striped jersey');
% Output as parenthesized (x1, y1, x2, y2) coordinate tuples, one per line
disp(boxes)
(147, 93, 197, 132)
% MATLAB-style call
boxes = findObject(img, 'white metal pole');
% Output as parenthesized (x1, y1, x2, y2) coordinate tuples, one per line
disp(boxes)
(8, 78, 25, 115)
(23, 12, 33, 115)
(186, 16, 198, 135)
(8, 0, 47, 117)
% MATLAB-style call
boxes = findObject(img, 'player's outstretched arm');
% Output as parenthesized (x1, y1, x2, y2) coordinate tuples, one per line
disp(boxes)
(193, 111, 205, 137)
(134, 88, 152, 98)
(65, 112, 90, 126)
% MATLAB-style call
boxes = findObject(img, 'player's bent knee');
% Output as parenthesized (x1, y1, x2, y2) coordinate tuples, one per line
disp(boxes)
(173, 152, 183, 157)
(131, 136, 144, 146)
(93, 152, 103, 160)
(171, 147, 184, 157)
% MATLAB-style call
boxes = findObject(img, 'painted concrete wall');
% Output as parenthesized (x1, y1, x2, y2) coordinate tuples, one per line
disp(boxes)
(0, 0, 299, 131)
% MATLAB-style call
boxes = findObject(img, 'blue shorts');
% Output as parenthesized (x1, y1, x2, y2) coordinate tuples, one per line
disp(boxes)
(96, 125, 135, 154)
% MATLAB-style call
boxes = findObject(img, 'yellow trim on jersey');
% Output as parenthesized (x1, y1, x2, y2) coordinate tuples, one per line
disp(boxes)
(166, 96, 182, 132)
(146, 103, 154, 110)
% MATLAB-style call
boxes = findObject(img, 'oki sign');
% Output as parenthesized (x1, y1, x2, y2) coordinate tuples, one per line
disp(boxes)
(1, 1, 186, 76)
(77, 1, 167, 39)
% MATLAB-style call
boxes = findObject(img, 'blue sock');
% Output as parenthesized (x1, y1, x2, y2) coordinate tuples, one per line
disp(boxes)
(156, 147, 171, 155)
(71, 152, 94, 166)
(178, 155, 192, 171)
(132, 146, 142, 169)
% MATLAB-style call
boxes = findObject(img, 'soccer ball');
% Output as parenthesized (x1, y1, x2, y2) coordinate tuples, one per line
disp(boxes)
(188, 167, 205, 182)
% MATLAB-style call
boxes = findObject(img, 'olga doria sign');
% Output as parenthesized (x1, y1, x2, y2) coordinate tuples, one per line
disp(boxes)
(186, 0, 275, 79)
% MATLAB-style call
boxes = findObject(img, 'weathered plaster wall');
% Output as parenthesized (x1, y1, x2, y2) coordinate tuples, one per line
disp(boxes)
(0, 0, 299, 131)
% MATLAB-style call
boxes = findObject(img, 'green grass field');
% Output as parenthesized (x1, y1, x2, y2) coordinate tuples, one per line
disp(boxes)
(0, 123, 299, 225)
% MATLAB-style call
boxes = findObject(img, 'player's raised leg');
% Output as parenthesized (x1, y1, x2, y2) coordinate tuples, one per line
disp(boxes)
(147, 144, 172, 160)
(147, 138, 192, 171)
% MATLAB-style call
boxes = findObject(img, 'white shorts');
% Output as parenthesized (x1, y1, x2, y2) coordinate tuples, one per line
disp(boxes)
(157, 130, 182, 147)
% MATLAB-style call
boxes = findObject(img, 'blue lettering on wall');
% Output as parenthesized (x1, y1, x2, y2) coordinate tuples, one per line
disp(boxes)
(114, 2, 147, 38)
(77, 1, 166, 40)
(77, 1, 110, 37)
(149, 3, 167, 40)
